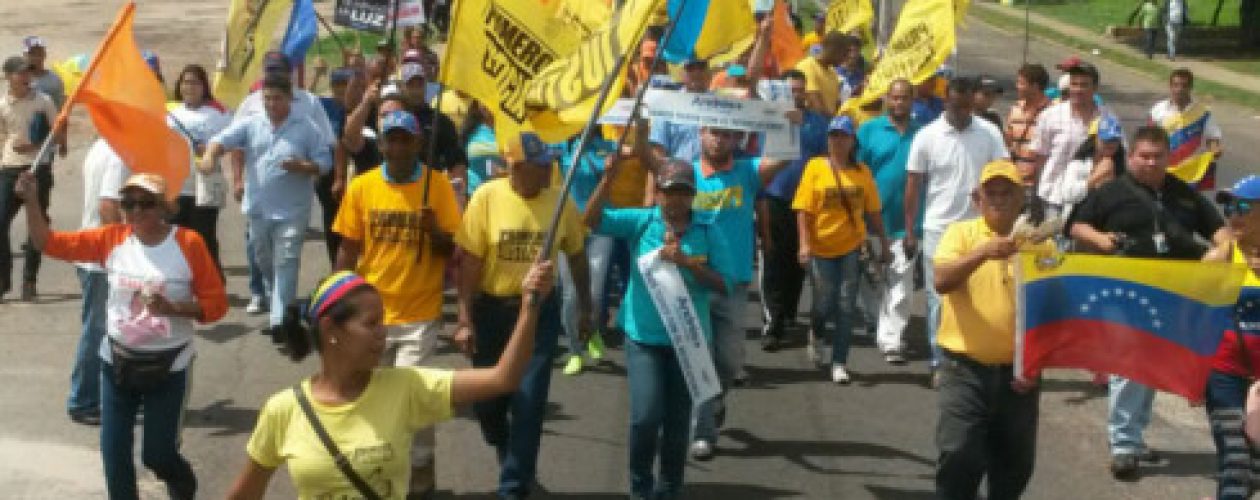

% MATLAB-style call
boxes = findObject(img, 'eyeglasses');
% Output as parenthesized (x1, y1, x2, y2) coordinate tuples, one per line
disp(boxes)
(120, 198, 160, 211)
(1223, 199, 1255, 218)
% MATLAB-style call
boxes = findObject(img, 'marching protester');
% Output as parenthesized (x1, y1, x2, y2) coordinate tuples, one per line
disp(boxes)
(1203, 175, 1260, 500)
(18, 171, 227, 500)
(0, 54, 63, 301)
(793, 32, 850, 115)
(974, 76, 1004, 130)
(1005, 63, 1052, 185)
(1055, 114, 1127, 217)
(1069, 125, 1228, 480)
(689, 125, 789, 459)
(315, 66, 356, 264)
(584, 157, 732, 500)
(453, 131, 592, 498)
(394, 61, 467, 177)
(1032, 61, 1110, 217)
(21, 36, 66, 111)
(793, 115, 891, 383)
(649, 57, 709, 164)
(758, 69, 831, 352)
(904, 76, 1010, 387)
(856, 79, 922, 364)
(226, 262, 556, 500)
(910, 72, 945, 128)
(332, 110, 461, 497)
(167, 64, 231, 275)
(204, 74, 334, 340)
(1149, 68, 1223, 189)
(933, 159, 1052, 500)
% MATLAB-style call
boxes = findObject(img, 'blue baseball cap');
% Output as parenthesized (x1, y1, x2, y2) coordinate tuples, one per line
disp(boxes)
(828, 115, 855, 135)
(1218, 176, 1260, 203)
(503, 132, 557, 166)
(1096, 114, 1123, 143)
(380, 110, 420, 135)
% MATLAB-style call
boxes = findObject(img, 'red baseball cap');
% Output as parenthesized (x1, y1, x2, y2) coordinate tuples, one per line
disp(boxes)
(1055, 55, 1082, 71)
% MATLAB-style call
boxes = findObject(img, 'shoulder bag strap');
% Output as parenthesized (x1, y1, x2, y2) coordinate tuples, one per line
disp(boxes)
(824, 160, 860, 226)
(291, 385, 383, 500)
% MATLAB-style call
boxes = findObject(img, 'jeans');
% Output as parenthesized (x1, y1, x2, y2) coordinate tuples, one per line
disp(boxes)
(315, 173, 342, 265)
(876, 239, 917, 353)
(1205, 370, 1258, 500)
(560, 235, 615, 355)
(922, 229, 945, 368)
(809, 252, 861, 365)
(759, 197, 805, 340)
(247, 216, 306, 327)
(101, 363, 196, 500)
(170, 196, 222, 277)
(0, 166, 52, 292)
(246, 227, 266, 299)
(1143, 28, 1158, 58)
(69, 268, 108, 415)
(1108, 375, 1156, 455)
(693, 283, 749, 443)
(1166, 21, 1183, 59)
(936, 352, 1040, 500)
(626, 339, 691, 500)
(471, 293, 561, 498)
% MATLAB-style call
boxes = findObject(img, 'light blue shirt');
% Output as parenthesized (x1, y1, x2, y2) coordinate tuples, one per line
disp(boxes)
(557, 137, 616, 211)
(596, 207, 730, 346)
(857, 115, 923, 239)
(692, 157, 762, 283)
(650, 121, 702, 162)
(212, 113, 332, 220)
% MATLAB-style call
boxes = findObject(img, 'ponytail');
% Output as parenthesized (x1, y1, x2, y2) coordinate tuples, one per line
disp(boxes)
(279, 300, 315, 362)
(279, 272, 376, 362)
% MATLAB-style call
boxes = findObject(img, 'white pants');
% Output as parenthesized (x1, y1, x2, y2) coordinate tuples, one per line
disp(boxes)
(876, 239, 917, 353)
(380, 320, 442, 470)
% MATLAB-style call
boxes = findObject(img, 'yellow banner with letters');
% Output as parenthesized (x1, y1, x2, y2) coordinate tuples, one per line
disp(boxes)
(840, 0, 956, 114)
(439, 0, 609, 143)
(825, 0, 874, 36)
(213, 0, 294, 108)
(524, 0, 664, 142)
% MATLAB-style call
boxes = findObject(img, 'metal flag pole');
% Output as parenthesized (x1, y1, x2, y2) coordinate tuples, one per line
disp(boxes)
(1023, 0, 1032, 64)
(610, 0, 689, 153)
(388, 0, 403, 50)
(313, 9, 349, 58)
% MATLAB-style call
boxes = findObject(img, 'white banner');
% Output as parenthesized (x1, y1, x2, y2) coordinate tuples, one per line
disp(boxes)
(637, 249, 722, 406)
(597, 98, 646, 125)
(645, 89, 799, 158)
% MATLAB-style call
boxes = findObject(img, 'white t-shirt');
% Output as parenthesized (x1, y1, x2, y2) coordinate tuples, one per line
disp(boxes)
(99, 227, 197, 370)
(1031, 101, 1111, 205)
(78, 139, 129, 272)
(233, 87, 336, 148)
(168, 102, 232, 196)
(906, 116, 1009, 233)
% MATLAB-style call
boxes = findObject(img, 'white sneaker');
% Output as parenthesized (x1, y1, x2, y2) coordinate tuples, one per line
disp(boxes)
(689, 439, 714, 461)
(831, 364, 851, 385)
(245, 295, 266, 315)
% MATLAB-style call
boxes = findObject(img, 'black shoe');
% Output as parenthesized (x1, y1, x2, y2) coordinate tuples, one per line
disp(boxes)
(69, 411, 101, 426)
(1110, 453, 1139, 481)
(20, 281, 35, 302)
(760, 334, 781, 352)
(1137, 448, 1162, 464)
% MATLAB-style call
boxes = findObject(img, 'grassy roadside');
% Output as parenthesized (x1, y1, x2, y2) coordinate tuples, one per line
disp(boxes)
(971, 5, 1260, 110)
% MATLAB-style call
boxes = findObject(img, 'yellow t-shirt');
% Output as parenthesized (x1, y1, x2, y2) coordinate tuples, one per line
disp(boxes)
(432, 90, 470, 130)
(792, 158, 880, 258)
(455, 178, 586, 297)
(933, 218, 1053, 364)
(609, 157, 649, 208)
(795, 56, 840, 115)
(246, 367, 454, 500)
(332, 167, 462, 325)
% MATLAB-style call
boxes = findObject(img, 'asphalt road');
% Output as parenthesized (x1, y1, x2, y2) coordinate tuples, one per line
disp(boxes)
(2, 8, 1257, 500)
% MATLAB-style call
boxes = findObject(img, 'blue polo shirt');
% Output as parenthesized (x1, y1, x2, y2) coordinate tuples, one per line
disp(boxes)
(596, 207, 731, 346)
(213, 113, 333, 220)
(911, 96, 944, 129)
(693, 157, 761, 283)
(764, 109, 830, 200)
(857, 115, 923, 239)
(650, 120, 702, 162)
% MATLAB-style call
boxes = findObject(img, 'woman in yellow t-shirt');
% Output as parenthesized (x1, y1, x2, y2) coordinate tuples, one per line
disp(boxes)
(226, 262, 555, 500)
(792, 116, 890, 385)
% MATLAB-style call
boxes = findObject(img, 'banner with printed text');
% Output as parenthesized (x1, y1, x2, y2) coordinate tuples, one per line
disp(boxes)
(840, 0, 955, 114)
(825, 0, 874, 37)
(440, 0, 610, 144)
(214, 0, 294, 108)
(637, 249, 722, 407)
(643, 89, 797, 158)
(524, 0, 663, 142)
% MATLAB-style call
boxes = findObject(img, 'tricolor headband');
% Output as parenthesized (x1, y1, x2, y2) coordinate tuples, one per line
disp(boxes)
(308, 272, 370, 323)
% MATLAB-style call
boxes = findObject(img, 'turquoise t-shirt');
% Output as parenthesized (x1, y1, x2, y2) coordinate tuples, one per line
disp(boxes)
(556, 137, 616, 211)
(596, 207, 730, 347)
(692, 157, 761, 284)
(465, 124, 500, 194)
(856, 115, 923, 239)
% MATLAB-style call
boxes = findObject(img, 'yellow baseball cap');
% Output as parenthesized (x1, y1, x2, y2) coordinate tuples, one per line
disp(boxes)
(979, 159, 1022, 186)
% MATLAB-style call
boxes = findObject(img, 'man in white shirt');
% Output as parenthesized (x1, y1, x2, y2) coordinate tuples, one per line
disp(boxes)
(68, 138, 129, 425)
(903, 76, 1009, 386)
(1031, 62, 1110, 216)
(1149, 68, 1223, 189)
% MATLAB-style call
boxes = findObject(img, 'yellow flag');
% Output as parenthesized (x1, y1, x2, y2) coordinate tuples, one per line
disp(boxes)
(1168, 152, 1215, 186)
(955, 0, 972, 27)
(524, 0, 664, 142)
(694, 0, 757, 60)
(213, 0, 294, 108)
(825, 0, 874, 35)
(439, 0, 607, 145)
(840, 0, 956, 114)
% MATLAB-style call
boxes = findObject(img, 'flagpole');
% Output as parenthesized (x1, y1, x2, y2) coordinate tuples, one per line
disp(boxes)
(389, 0, 402, 50)
(313, 9, 349, 57)
(611, 0, 690, 153)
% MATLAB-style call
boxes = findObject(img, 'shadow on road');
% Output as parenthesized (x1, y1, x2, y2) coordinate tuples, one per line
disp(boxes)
(718, 428, 935, 476)
(201, 322, 251, 344)
(865, 484, 938, 499)
(184, 399, 259, 436)
(1135, 449, 1216, 480)
(437, 482, 802, 499)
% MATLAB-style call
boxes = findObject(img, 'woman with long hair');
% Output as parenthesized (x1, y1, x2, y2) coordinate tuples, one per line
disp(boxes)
(226, 261, 555, 499)
(169, 63, 231, 275)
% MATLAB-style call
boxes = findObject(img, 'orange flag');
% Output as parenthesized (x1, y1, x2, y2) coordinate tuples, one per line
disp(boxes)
(769, 0, 804, 70)
(59, 2, 190, 199)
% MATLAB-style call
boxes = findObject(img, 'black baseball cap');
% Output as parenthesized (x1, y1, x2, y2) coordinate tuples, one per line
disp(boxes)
(656, 159, 697, 193)
(1067, 62, 1100, 83)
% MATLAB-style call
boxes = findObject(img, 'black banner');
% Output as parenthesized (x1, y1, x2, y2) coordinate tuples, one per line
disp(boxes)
(334, 0, 391, 33)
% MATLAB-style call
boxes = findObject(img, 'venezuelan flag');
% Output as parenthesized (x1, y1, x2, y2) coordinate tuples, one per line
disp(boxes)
(1016, 252, 1246, 401)
(660, 0, 755, 63)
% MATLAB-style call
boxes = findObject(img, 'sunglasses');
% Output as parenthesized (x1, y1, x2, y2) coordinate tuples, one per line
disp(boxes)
(1223, 199, 1256, 218)
(120, 198, 161, 211)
